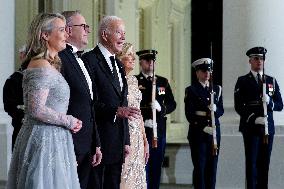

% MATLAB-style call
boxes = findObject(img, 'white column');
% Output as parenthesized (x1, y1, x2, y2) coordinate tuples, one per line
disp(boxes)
(221, 0, 284, 188)
(0, 0, 15, 181)
(223, 0, 284, 115)
(223, 0, 284, 124)
(103, 0, 139, 73)
(114, 0, 139, 55)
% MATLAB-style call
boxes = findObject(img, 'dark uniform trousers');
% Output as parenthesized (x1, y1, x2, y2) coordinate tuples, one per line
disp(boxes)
(136, 73, 176, 189)
(184, 82, 224, 189)
(145, 128, 166, 189)
(234, 72, 283, 189)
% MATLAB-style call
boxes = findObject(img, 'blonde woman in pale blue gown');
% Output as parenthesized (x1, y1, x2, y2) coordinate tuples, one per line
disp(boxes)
(6, 13, 82, 189)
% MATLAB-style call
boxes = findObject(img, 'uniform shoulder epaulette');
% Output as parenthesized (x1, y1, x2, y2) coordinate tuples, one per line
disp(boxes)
(15, 70, 23, 74)
(155, 74, 164, 79)
(155, 75, 168, 83)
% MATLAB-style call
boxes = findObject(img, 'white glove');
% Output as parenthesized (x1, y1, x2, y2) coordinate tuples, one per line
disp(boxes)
(144, 119, 153, 128)
(264, 94, 270, 103)
(203, 126, 213, 135)
(151, 100, 161, 112)
(255, 117, 265, 125)
(208, 104, 217, 112)
(17, 105, 25, 110)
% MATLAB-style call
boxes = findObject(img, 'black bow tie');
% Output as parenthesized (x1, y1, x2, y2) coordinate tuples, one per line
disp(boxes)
(74, 50, 84, 58)
(66, 45, 84, 58)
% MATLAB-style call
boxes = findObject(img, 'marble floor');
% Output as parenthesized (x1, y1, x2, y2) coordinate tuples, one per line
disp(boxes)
(0, 183, 192, 189)
(160, 183, 193, 189)
(0, 183, 246, 189)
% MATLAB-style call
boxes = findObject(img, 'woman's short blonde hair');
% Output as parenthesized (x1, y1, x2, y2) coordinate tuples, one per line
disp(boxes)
(116, 42, 134, 61)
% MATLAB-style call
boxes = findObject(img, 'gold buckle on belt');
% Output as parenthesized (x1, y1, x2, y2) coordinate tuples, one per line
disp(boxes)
(195, 111, 207, 116)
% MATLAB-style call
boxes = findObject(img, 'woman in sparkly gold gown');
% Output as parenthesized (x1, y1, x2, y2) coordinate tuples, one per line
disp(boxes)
(117, 43, 149, 189)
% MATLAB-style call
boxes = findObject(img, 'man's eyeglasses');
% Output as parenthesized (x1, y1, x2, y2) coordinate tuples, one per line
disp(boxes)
(69, 24, 90, 32)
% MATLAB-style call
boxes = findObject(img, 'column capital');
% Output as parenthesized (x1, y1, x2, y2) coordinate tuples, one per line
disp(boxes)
(139, 0, 157, 9)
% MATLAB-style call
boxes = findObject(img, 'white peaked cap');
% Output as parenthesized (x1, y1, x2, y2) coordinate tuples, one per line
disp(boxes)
(192, 58, 213, 68)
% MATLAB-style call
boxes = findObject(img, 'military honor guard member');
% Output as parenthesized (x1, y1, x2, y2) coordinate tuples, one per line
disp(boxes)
(3, 45, 28, 149)
(184, 58, 224, 189)
(234, 47, 283, 189)
(135, 49, 176, 189)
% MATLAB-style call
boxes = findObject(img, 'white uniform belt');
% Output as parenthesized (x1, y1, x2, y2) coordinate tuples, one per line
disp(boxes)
(195, 111, 207, 116)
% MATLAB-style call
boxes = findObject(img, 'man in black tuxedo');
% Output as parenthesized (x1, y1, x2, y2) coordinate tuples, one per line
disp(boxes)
(82, 16, 141, 189)
(58, 11, 102, 189)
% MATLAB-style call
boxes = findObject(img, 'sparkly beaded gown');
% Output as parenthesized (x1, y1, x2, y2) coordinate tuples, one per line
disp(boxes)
(120, 75, 147, 189)
(6, 67, 80, 189)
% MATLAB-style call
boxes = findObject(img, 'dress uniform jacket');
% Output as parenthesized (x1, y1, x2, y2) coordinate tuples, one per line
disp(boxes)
(185, 82, 223, 136)
(135, 72, 176, 137)
(3, 70, 25, 148)
(234, 72, 283, 135)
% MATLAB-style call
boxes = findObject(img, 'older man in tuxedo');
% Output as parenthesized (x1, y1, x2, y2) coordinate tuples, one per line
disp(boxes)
(82, 16, 141, 189)
(58, 10, 101, 189)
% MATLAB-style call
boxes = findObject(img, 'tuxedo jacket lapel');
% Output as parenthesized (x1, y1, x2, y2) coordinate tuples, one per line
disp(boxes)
(65, 49, 92, 100)
(93, 47, 122, 97)
(116, 57, 128, 96)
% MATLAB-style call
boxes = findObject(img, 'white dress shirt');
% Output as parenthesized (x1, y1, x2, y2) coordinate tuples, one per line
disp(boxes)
(98, 43, 123, 91)
(251, 70, 263, 83)
(199, 80, 209, 89)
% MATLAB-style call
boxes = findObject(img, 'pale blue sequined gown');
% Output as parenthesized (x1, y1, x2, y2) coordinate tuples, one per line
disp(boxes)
(6, 67, 80, 189)
(120, 75, 147, 189)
